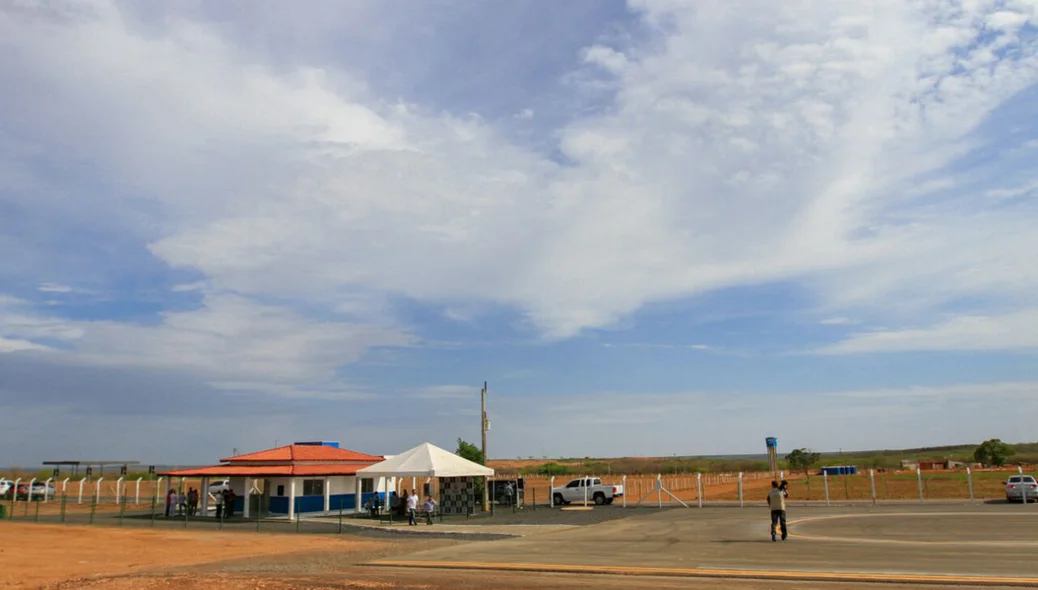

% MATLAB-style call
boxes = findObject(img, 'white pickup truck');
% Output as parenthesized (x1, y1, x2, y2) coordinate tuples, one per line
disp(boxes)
(552, 477, 624, 506)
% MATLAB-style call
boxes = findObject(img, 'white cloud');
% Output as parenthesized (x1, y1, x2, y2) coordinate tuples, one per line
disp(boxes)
(514, 108, 534, 120)
(1, 0, 1037, 363)
(986, 179, 1038, 200)
(819, 317, 856, 325)
(408, 384, 479, 400)
(818, 309, 1038, 354)
(37, 283, 74, 294)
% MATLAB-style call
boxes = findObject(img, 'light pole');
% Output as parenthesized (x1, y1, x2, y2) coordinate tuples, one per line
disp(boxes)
(481, 381, 489, 512)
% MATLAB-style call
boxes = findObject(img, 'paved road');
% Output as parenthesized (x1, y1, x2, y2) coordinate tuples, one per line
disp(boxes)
(376, 504, 1038, 585)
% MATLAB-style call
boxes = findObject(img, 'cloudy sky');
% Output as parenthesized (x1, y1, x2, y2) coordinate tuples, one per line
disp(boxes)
(2, 0, 1037, 466)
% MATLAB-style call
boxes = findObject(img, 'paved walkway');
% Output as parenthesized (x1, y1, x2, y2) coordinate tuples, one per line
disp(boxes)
(374, 504, 1038, 585)
(301, 516, 576, 537)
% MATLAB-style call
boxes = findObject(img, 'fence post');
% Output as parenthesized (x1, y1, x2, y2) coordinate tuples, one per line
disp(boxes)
(89, 494, 96, 525)
(44, 478, 53, 503)
(916, 467, 924, 504)
(967, 467, 975, 504)
(738, 472, 744, 508)
(549, 476, 555, 508)
(115, 477, 124, 505)
(95, 477, 104, 504)
(10, 478, 18, 519)
(583, 475, 588, 507)
(78, 478, 85, 504)
(62, 478, 70, 499)
(622, 475, 627, 508)
(135, 477, 142, 505)
(657, 474, 663, 508)
(697, 473, 703, 508)
(60, 492, 67, 522)
(29, 478, 37, 504)
(823, 472, 830, 507)
(869, 469, 877, 506)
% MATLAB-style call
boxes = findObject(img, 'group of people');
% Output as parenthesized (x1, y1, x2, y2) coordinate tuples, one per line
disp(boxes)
(766, 479, 790, 542)
(164, 487, 200, 517)
(163, 486, 236, 518)
(366, 489, 438, 525)
(400, 489, 438, 526)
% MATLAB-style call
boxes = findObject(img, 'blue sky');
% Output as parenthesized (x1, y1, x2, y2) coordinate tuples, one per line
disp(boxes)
(1, 0, 1037, 466)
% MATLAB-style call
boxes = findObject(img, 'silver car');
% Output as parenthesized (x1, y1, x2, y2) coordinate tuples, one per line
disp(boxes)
(1005, 475, 1038, 502)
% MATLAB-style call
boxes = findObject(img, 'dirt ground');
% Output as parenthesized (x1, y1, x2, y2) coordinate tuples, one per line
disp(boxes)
(2, 520, 1028, 590)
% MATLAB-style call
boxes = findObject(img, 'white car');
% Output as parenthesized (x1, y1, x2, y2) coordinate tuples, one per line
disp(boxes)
(0, 479, 12, 498)
(208, 479, 231, 494)
(28, 482, 56, 500)
(552, 477, 625, 506)
(1005, 475, 1038, 503)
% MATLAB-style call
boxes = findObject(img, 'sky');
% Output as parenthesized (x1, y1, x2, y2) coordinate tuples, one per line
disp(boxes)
(1, 0, 1037, 467)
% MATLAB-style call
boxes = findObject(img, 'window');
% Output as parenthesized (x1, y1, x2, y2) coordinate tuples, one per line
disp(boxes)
(276, 485, 285, 497)
(565, 480, 580, 489)
(302, 479, 325, 496)
(1008, 477, 1021, 483)
(361, 478, 374, 493)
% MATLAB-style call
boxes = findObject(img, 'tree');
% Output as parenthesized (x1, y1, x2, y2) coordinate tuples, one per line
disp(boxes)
(456, 438, 484, 465)
(974, 439, 1015, 467)
(785, 448, 821, 475)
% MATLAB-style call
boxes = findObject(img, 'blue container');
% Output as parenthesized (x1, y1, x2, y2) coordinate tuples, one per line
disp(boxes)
(765, 437, 778, 448)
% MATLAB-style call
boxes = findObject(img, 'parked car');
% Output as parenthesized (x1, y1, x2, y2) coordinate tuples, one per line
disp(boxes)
(1005, 475, 1038, 503)
(552, 477, 625, 506)
(0, 479, 12, 498)
(208, 479, 231, 495)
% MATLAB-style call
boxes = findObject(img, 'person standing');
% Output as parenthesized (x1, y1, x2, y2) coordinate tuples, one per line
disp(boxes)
(188, 487, 199, 516)
(165, 488, 175, 518)
(215, 488, 224, 519)
(177, 489, 186, 516)
(406, 489, 419, 526)
(423, 496, 437, 525)
(767, 480, 788, 542)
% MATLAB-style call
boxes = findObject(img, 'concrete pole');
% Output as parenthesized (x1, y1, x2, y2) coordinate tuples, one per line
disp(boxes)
(115, 477, 124, 504)
(135, 477, 142, 505)
(95, 477, 104, 503)
(155, 477, 164, 504)
(697, 473, 703, 508)
(622, 475, 627, 508)
(78, 478, 85, 504)
(738, 472, 744, 508)
(823, 472, 830, 507)
(323, 477, 331, 513)
(869, 469, 877, 506)
(288, 478, 296, 520)
(549, 476, 555, 508)
(200, 477, 209, 516)
(243, 477, 251, 518)
(29, 478, 36, 502)
(657, 474, 663, 508)
(44, 478, 53, 503)
(967, 467, 975, 504)
(62, 477, 70, 498)
(354, 477, 362, 515)
(916, 467, 924, 504)
(583, 475, 588, 507)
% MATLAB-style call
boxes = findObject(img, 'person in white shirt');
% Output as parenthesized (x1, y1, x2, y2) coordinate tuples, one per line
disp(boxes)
(767, 480, 788, 541)
(406, 489, 419, 526)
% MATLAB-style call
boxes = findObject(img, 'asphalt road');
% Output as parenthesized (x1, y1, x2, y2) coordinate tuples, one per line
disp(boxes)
(376, 503, 1038, 585)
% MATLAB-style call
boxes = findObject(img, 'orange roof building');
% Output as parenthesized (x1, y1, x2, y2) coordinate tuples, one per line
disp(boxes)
(160, 442, 394, 518)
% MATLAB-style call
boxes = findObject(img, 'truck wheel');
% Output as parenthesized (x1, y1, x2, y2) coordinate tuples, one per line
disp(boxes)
(553, 493, 565, 506)
(593, 493, 606, 505)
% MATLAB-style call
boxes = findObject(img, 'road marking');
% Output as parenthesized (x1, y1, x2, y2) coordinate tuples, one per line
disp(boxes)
(373, 560, 1038, 586)
(787, 511, 1038, 546)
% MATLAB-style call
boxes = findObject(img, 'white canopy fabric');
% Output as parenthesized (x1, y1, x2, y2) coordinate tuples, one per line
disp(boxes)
(357, 442, 494, 478)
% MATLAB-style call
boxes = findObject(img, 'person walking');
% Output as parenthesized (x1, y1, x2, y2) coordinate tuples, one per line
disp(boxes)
(767, 480, 788, 542)
(406, 489, 419, 526)
(165, 488, 176, 518)
(423, 496, 437, 525)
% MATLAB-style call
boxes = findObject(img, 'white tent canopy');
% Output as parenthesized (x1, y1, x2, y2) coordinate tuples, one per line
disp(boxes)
(357, 442, 494, 478)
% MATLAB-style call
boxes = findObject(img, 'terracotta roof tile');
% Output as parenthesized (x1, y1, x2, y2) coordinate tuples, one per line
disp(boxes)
(221, 445, 383, 463)
(159, 464, 371, 477)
